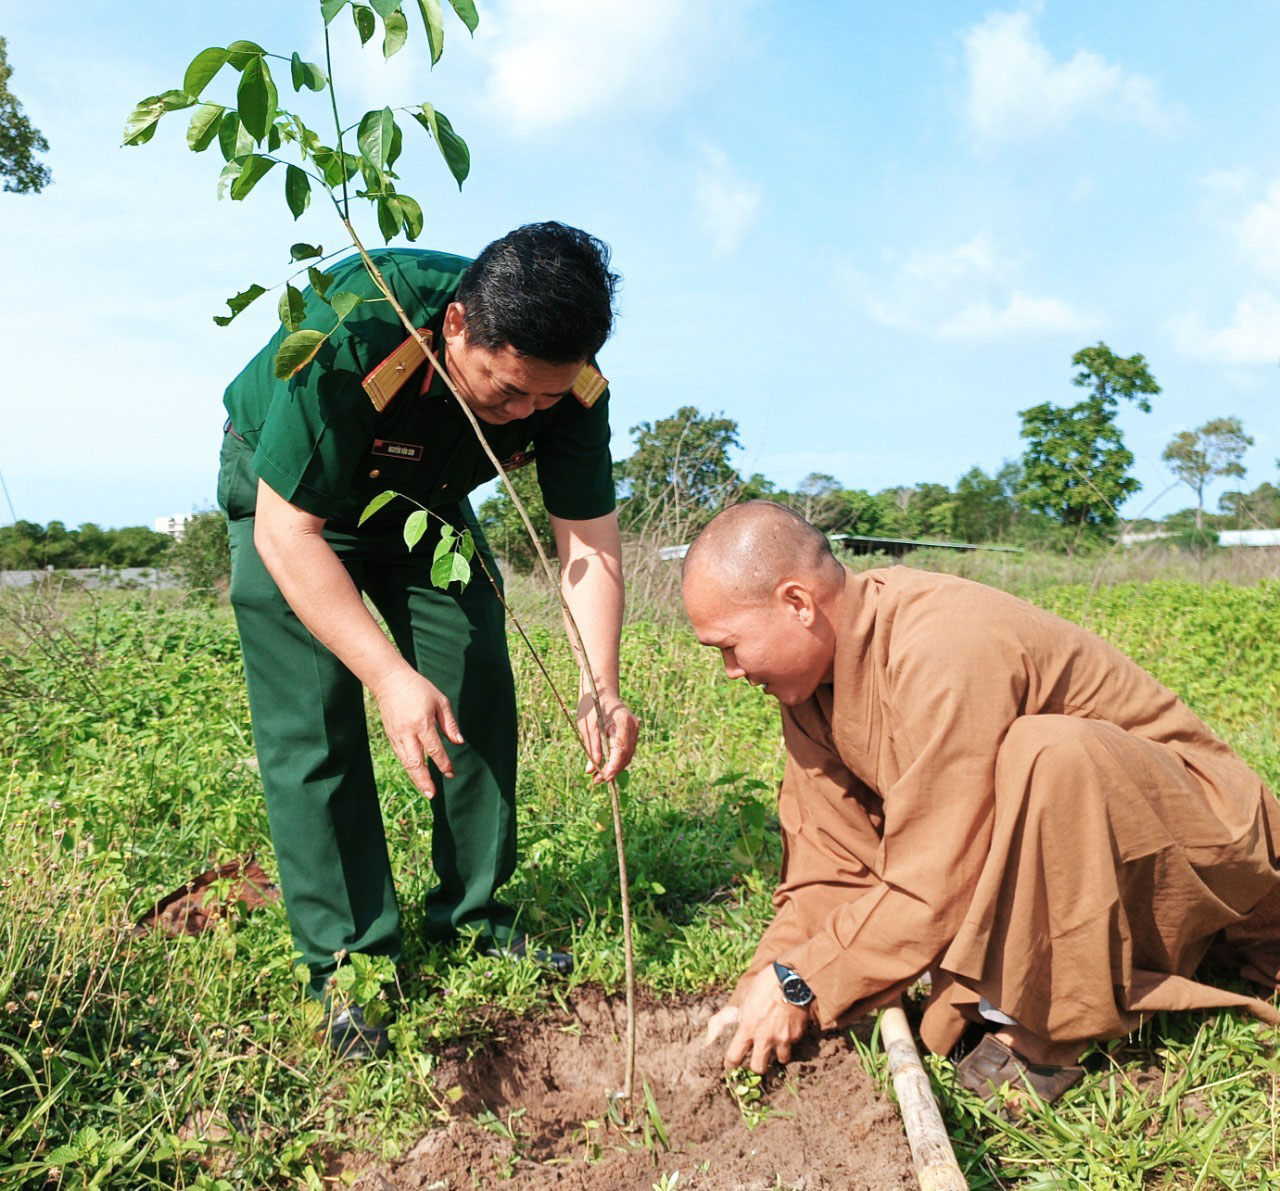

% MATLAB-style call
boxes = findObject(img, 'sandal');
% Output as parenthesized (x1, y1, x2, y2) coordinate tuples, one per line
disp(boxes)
(956, 1033, 1084, 1103)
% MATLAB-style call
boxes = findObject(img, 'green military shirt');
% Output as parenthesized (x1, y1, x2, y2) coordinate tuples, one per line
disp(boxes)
(222, 248, 615, 527)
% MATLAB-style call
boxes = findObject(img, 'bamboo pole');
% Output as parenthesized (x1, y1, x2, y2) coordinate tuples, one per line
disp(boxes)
(879, 1003, 968, 1191)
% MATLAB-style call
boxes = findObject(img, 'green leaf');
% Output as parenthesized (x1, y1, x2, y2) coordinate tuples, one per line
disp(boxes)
(285, 165, 311, 218)
(314, 146, 359, 187)
(278, 285, 307, 332)
(216, 159, 242, 198)
(229, 154, 277, 200)
(448, 0, 479, 33)
(386, 120, 404, 170)
(370, 0, 402, 16)
(352, 4, 377, 44)
(447, 553, 471, 586)
(217, 112, 254, 161)
(398, 192, 424, 241)
(290, 242, 324, 261)
(186, 103, 225, 152)
(457, 528, 475, 560)
(123, 96, 165, 146)
(290, 52, 327, 92)
(123, 91, 191, 146)
(416, 0, 445, 64)
(432, 535, 452, 562)
(411, 103, 470, 188)
(212, 283, 266, 327)
(376, 195, 401, 242)
(403, 509, 429, 551)
(358, 490, 399, 526)
(183, 47, 230, 98)
(267, 122, 283, 152)
(383, 8, 409, 58)
(237, 57, 278, 141)
(357, 107, 396, 172)
(274, 329, 329, 379)
(308, 266, 336, 301)
(226, 40, 266, 70)
(321, 0, 350, 24)
(331, 291, 364, 321)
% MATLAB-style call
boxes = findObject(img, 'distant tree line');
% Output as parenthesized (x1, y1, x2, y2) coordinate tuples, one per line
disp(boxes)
(481, 341, 1276, 569)
(0, 520, 174, 570)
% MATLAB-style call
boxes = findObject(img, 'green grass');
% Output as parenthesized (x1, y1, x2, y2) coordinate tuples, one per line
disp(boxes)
(0, 567, 1277, 1188)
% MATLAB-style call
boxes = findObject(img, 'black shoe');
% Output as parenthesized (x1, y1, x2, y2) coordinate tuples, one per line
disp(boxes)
(321, 1000, 391, 1060)
(482, 935, 574, 976)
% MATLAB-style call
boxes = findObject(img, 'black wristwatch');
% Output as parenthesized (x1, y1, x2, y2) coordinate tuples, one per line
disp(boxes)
(772, 960, 814, 1007)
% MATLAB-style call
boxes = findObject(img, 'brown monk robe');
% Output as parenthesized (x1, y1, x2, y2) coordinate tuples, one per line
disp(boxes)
(683, 501, 1280, 1081)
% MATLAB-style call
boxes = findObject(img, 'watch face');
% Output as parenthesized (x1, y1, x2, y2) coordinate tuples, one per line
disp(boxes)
(782, 976, 812, 1005)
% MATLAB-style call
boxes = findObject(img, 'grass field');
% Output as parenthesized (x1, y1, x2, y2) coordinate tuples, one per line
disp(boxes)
(1, 550, 1278, 1189)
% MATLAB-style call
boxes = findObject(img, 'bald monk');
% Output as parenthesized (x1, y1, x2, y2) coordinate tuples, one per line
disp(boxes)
(684, 501, 1280, 1100)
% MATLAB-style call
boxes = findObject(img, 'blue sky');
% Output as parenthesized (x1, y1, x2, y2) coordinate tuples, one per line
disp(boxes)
(3, 1, 1278, 529)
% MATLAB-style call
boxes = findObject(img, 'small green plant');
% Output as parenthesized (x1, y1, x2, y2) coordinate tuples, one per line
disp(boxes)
(712, 770, 775, 874)
(724, 1066, 772, 1130)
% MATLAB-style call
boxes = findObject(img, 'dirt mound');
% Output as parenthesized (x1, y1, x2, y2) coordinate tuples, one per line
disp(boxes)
(348, 990, 917, 1189)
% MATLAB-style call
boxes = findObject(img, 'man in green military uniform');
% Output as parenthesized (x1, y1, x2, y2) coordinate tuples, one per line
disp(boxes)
(218, 222, 638, 1056)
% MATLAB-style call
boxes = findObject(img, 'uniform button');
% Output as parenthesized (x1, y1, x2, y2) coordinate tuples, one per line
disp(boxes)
(369, 468, 381, 478)
(441, 482, 449, 490)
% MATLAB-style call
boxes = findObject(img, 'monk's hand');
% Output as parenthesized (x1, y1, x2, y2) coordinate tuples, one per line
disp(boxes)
(722, 966, 809, 1075)
(373, 667, 464, 798)
(703, 1004, 741, 1048)
(575, 689, 639, 784)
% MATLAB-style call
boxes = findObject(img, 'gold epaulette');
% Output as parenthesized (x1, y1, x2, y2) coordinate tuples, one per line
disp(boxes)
(572, 363, 608, 409)
(362, 328, 435, 412)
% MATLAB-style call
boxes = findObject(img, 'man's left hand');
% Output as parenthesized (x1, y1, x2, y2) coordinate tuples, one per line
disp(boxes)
(576, 690, 639, 783)
(719, 965, 810, 1074)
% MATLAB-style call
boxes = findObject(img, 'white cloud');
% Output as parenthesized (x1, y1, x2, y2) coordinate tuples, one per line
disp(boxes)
(693, 144, 761, 255)
(962, 8, 1178, 147)
(845, 233, 1098, 342)
(1200, 168, 1252, 196)
(1237, 181, 1280, 279)
(1171, 292, 1280, 366)
(477, 0, 749, 133)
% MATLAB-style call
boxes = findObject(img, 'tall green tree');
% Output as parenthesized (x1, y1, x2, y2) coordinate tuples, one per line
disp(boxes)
(1018, 343, 1158, 543)
(0, 37, 51, 193)
(615, 406, 743, 533)
(1162, 416, 1253, 532)
(954, 466, 1013, 543)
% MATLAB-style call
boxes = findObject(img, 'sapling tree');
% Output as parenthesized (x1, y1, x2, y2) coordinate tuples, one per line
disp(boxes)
(125, 0, 640, 1102)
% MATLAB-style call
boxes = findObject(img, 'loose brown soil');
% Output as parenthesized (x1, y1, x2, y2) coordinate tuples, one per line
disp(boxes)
(345, 990, 917, 1190)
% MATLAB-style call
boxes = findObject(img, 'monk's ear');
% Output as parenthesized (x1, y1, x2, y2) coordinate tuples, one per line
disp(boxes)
(778, 580, 818, 625)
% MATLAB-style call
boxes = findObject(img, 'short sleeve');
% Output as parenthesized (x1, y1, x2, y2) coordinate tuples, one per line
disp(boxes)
(252, 310, 378, 519)
(224, 250, 465, 520)
(531, 387, 616, 520)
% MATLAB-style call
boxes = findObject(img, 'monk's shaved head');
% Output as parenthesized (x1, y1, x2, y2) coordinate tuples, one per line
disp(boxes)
(683, 501, 843, 607)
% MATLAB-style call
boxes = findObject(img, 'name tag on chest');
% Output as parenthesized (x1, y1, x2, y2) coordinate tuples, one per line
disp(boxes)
(371, 439, 424, 462)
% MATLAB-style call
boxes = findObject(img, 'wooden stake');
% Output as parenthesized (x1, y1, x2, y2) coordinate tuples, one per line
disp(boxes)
(880, 1003, 968, 1191)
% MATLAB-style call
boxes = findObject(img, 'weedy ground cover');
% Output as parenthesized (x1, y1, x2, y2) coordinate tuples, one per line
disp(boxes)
(0, 558, 1277, 1187)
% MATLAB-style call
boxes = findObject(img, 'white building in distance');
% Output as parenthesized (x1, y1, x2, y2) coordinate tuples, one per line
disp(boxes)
(154, 514, 192, 541)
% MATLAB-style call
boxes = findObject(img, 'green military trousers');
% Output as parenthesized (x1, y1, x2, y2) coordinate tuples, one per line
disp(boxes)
(220, 435, 519, 994)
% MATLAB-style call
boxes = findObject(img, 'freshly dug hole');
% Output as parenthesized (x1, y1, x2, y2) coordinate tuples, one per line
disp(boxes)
(349, 989, 917, 1189)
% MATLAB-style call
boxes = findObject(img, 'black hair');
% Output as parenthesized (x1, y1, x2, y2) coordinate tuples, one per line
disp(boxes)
(454, 222, 619, 363)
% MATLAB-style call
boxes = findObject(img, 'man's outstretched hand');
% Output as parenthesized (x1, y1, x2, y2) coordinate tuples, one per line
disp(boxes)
(703, 966, 810, 1074)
